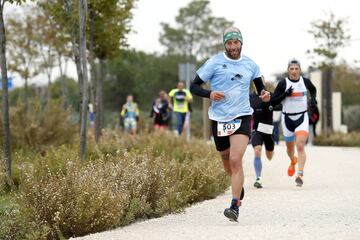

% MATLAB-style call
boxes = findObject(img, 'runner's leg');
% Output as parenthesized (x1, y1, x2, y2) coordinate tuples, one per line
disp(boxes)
(229, 134, 249, 200)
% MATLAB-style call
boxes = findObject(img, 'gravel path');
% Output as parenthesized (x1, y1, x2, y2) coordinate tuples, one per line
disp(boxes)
(74, 144, 360, 240)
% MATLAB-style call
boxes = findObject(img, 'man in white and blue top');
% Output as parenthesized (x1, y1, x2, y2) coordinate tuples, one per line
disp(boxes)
(190, 26, 270, 222)
(271, 59, 317, 187)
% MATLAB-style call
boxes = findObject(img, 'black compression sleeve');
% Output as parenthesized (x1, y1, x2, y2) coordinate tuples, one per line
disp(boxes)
(253, 77, 265, 94)
(303, 78, 317, 101)
(190, 75, 211, 98)
(270, 79, 287, 105)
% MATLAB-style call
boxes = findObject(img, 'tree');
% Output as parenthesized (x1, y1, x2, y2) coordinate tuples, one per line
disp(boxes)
(307, 12, 350, 134)
(34, 8, 60, 102)
(87, 0, 135, 142)
(6, 6, 40, 109)
(78, 0, 88, 161)
(40, 0, 135, 142)
(159, 0, 233, 61)
(0, 0, 27, 188)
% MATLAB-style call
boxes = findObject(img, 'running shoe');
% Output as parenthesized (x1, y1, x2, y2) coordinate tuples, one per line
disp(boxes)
(224, 206, 239, 222)
(253, 178, 263, 188)
(287, 157, 297, 177)
(295, 175, 303, 187)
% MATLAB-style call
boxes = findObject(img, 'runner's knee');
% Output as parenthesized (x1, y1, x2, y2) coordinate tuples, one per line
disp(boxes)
(254, 146, 262, 157)
(229, 156, 243, 172)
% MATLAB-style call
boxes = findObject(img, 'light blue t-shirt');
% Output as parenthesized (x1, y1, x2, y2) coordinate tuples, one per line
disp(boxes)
(196, 52, 261, 122)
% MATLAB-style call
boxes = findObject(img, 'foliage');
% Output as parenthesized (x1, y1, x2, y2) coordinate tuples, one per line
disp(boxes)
(314, 131, 360, 147)
(49, 76, 80, 110)
(5, 5, 40, 101)
(307, 11, 350, 68)
(1, 131, 228, 239)
(87, 0, 135, 59)
(105, 49, 187, 110)
(0, 99, 77, 151)
(332, 63, 360, 106)
(343, 105, 360, 131)
(159, 0, 233, 60)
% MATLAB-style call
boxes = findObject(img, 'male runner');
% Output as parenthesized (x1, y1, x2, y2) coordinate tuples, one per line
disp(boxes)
(190, 26, 270, 221)
(272, 59, 317, 187)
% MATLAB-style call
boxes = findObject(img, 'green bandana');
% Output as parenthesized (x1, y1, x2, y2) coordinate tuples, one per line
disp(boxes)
(223, 31, 243, 45)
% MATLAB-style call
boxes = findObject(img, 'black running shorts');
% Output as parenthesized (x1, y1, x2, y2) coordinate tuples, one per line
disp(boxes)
(212, 115, 251, 152)
(251, 130, 275, 151)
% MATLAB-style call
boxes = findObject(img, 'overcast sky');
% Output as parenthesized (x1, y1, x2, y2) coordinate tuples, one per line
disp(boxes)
(5, 0, 360, 86)
(127, 0, 360, 79)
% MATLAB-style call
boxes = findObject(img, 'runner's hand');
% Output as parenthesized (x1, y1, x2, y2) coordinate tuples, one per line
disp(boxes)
(259, 90, 270, 102)
(285, 86, 294, 96)
(210, 91, 225, 101)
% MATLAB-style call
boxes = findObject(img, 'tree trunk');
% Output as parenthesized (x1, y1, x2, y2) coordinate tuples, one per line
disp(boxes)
(88, 5, 98, 140)
(78, 0, 89, 161)
(46, 47, 53, 102)
(24, 77, 28, 112)
(46, 71, 52, 102)
(0, 4, 14, 187)
(65, 0, 83, 118)
(322, 68, 333, 135)
(96, 59, 105, 140)
(58, 54, 68, 108)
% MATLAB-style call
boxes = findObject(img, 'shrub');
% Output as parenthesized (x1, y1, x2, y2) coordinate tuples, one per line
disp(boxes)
(343, 105, 360, 131)
(314, 131, 360, 147)
(0, 99, 77, 151)
(3, 132, 228, 239)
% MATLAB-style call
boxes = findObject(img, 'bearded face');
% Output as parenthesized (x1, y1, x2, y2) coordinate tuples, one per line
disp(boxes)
(224, 39, 242, 60)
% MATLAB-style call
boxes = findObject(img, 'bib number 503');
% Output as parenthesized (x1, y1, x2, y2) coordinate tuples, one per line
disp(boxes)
(223, 123, 236, 131)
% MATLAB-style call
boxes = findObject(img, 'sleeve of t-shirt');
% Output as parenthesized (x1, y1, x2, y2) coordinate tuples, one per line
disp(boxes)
(196, 58, 215, 83)
(252, 62, 262, 80)
(168, 89, 175, 97)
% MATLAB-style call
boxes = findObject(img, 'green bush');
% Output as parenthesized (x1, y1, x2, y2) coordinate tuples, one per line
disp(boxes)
(314, 131, 360, 147)
(0, 99, 77, 151)
(2, 132, 228, 239)
(343, 105, 360, 131)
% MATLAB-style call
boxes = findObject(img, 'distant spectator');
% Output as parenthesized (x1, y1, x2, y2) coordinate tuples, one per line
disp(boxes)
(168, 81, 193, 135)
(151, 91, 170, 132)
(120, 94, 139, 135)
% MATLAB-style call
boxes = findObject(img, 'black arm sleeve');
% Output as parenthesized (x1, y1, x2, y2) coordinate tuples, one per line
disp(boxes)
(259, 93, 283, 112)
(253, 77, 265, 94)
(303, 77, 317, 101)
(190, 75, 211, 98)
(270, 79, 288, 105)
(272, 103, 283, 111)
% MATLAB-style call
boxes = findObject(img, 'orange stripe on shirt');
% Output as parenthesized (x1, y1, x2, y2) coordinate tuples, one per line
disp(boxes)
(290, 92, 307, 97)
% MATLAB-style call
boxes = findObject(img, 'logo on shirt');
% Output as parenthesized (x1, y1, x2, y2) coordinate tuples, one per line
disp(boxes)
(231, 74, 243, 81)
(222, 64, 227, 69)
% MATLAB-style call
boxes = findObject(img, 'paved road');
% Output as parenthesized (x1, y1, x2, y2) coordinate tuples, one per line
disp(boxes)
(75, 144, 360, 240)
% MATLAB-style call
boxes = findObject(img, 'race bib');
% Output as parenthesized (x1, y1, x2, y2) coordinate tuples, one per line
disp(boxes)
(217, 119, 242, 137)
(257, 122, 274, 134)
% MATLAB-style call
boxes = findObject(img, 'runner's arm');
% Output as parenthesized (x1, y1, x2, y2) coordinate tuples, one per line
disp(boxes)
(260, 93, 283, 112)
(304, 77, 317, 105)
(253, 77, 266, 94)
(272, 103, 283, 111)
(270, 79, 292, 105)
(190, 75, 211, 98)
